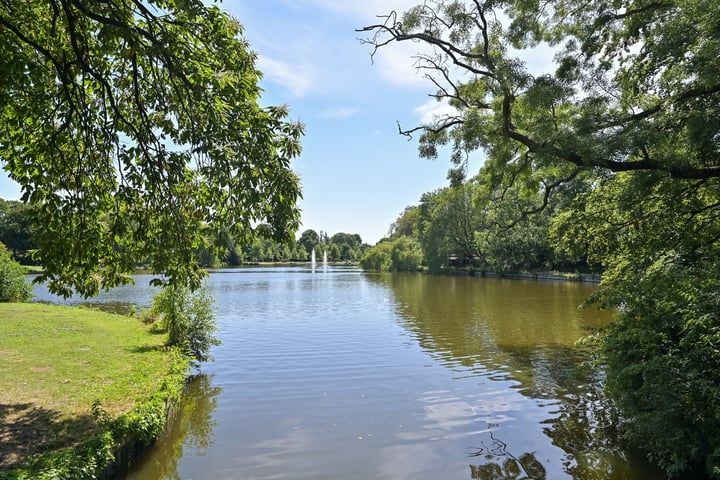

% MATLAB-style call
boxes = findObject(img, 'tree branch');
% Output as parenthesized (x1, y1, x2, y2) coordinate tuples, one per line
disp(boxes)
(357, 8, 496, 79)
(397, 118, 464, 141)
(507, 130, 720, 179)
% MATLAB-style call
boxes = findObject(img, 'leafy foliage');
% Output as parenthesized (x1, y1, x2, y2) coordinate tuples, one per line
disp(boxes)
(360, 237, 422, 272)
(475, 177, 589, 274)
(359, 246, 391, 272)
(552, 170, 720, 476)
(297, 229, 321, 257)
(329, 232, 363, 262)
(602, 253, 720, 477)
(389, 237, 423, 272)
(0, 0, 303, 297)
(0, 242, 32, 302)
(146, 284, 220, 366)
(359, 0, 720, 200)
(375, 179, 586, 275)
(387, 205, 421, 240)
(417, 184, 482, 272)
(0, 199, 36, 261)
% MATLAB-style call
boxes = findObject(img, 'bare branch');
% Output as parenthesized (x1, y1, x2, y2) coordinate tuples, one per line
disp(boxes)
(357, 6, 496, 79)
(397, 118, 465, 141)
(417, 57, 475, 109)
(498, 167, 582, 230)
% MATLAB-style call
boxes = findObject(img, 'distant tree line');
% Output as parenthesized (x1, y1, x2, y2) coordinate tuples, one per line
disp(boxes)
(0, 199, 37, 264)
(219, 229, 368, 266)
(360, 177, 592, 275)
(0, 199, 367, 268)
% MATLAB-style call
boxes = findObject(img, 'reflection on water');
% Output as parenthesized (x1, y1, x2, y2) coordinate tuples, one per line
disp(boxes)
(31, 273, 159, 315)
(34, 268, 664, 479)
(370, 273, 609, 353)
(123, 374, 221, 480)
(468, 433, 547, 480)
(367, 273, 662, 480)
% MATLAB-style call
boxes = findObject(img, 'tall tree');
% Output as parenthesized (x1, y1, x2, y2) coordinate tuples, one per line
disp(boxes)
(0, 199, 35, 259)
(329, 232, 362, 261)
(417, 183, 482, 272)
(0, 0, 303, 297)
(360, 1, 720, 476)
(388, 205, 421, 240)
(297, 229, 320, 257)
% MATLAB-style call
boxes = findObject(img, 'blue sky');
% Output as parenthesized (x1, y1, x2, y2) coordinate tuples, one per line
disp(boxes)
(0, 1, 494, 244)
(230, 0, 483, 244)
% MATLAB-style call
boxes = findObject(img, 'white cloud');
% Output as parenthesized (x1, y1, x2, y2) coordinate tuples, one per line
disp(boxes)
(318, 107, 360, 119)
(307, 0, 419, 23)
(257, 56, 316, 98)
(370, 42, 431, 90)
(510, 42, 557, 76)
(228, 0, 436, 97)
(415, 98, 459, 124)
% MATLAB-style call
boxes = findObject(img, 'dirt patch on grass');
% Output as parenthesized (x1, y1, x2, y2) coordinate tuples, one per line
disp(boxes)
(29, 367, 54, 372)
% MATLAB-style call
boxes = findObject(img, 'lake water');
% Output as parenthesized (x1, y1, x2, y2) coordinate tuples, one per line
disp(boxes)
(34, 266, 664, 479)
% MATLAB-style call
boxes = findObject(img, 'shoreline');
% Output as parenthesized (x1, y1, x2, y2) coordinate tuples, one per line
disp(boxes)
(440, 269, 602, 283)
(4, 267, 599, 478)
(0, 303, 188, 480)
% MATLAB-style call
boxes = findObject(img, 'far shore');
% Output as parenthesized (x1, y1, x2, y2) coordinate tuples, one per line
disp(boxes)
(25, 262, 602, 284)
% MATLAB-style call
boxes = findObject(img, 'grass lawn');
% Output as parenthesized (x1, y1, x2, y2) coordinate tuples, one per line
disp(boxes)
(0, 303, 181, 471)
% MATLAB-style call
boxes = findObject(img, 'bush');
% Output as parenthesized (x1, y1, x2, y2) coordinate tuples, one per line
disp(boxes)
(602, 253, 720, 478)
(389, 237, 423, 271)
(359, 246, 391, 272)
(0, 242, 32, 302)
(147, 283, 220, 365)
(361, 237, 424, 272)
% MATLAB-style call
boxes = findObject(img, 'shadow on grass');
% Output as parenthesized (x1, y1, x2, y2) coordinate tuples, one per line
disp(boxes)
(0, 403, 97, 471)
(127, 344, 167, 354)
(146, 324, 165, 335)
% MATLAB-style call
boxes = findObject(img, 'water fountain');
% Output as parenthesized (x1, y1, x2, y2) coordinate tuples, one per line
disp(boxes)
(311, 248, 316, 271)
(323, 250, 328, 270)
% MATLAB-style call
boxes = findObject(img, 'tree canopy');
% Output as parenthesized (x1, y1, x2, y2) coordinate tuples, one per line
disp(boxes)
(297, 229, 321, 256)
(0, 0, 303, 297)
(0, 241, 33, 302)
(359, 0, 720, 185)
(0, 199, 35, 260)
(360, 0, 720, 477)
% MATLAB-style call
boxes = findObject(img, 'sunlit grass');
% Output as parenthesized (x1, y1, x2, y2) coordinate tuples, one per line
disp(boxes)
(0, 303, 179, 469)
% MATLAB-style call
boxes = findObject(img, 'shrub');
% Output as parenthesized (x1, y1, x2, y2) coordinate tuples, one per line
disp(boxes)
(389, 237, 423, 271)
(0, 242, 32, 302)
(360, 237, 424, 272)
(359, 247, 391, 272)
(602, 253, 720, 478)
(148, 283, 220, 365)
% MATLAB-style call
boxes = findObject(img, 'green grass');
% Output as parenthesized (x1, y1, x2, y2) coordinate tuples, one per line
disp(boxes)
(0, 303, 184, 472)
(21, 266, 43, 274)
